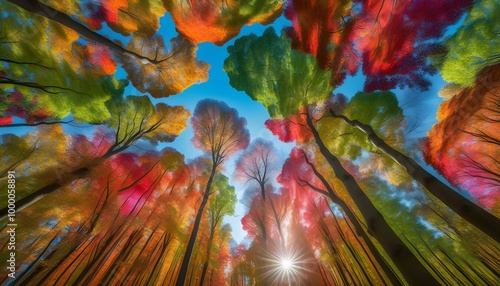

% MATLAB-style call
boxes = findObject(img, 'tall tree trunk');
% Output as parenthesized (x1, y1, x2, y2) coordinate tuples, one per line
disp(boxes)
(0, 167, 90, 220)
(198, 232, 214, 286)
(305, 112, 438, 285)
(330, 111, 500, 242)
(302, 151, 402, 285)
(6, 0, 162, 64)
(176, 166, 216, 286)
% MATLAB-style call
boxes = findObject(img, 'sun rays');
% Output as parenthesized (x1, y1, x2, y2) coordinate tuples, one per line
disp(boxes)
(259, 245, 315, 285)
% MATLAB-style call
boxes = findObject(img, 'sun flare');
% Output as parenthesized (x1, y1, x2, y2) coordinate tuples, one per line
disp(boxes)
(260, 246, 314, 285)
(280, 257, 293, 271)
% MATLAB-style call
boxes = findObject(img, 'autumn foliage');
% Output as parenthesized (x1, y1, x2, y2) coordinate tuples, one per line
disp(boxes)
(165, 0, 283, 45)
(424, 64, 500, 210)
(1, 1, 499, 285)
(284, 0, 472, 91)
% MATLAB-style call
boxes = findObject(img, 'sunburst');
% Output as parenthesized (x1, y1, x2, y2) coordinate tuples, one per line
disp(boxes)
(260, 246, 313, 285)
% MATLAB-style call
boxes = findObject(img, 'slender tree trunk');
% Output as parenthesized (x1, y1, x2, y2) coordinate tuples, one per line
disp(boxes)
(267, 196, 284, 241)
(0, 167, 90, 220)
(145, 231, 172, 285)
(6, 0, 162, 64)
(198, 232, 214, 286)
(0, 121, 74, 128)
(305, 112, 438, 285)
(176, 166, 216, 286)
(330, 111, 500, 242)
(12, 231, 61, 285)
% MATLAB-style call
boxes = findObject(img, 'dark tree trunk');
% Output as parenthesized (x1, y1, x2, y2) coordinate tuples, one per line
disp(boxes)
(0, 167, 90, 220)
(302, 151, 402, 285)
(198, 232, 214, 286)
(305, 112, 438, 285)
(176, 166, 216, 286)
(6, 0, 162, 64)
(330, 111, 500, 242)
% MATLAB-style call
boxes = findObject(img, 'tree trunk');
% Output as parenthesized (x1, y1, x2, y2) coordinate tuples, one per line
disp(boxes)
(330, 111, 500, 242)
(0, 167, 89, 220)
(176, 166, 216, 286)
(6, 0, 163, 64)
(303, 151, 402, 285)
(0, 140, 156, 221)
(198, 232, 214, 286)
(305, 112, 438, 285)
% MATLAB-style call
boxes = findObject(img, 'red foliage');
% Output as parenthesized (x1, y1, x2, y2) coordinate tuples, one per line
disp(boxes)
(84, 0, 123, 30)
(240, 194, 266, 240)
(265, 107, 313, 144)
(85, 44, 117, 75)
(0, 117, 13, 125)
(110, 153, 161, 215)
(284, 0, 359, 86)
(285, 0, 472, 91)
(278, 148, 331, 217)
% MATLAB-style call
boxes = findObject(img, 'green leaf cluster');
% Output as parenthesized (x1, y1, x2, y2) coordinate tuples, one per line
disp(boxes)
(439, 0, 500, 86)
(319, 91, 406, 160)
(224, 27, 333, 118)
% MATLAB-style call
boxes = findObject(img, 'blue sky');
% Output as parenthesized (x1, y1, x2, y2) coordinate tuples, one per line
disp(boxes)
(147, 14, 297, 243)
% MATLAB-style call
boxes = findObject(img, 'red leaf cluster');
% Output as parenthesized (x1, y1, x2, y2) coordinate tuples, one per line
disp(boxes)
(285, 0, 472, 91)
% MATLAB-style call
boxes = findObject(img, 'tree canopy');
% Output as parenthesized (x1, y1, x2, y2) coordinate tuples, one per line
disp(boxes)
(1, 1, 499, 285)
(224, 27, 333, 118)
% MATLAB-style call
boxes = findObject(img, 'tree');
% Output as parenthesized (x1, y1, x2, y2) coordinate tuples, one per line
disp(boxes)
(225, 28, 438, 284)
(164, 0, 284, 45)
(176, 99, 249, 286)
(283, 0, 358, 86)
(0, 96, 190, 219)
(224, 27, 333, 118)
(329, 105, 500, 242)
(234, 138, 279, 202)
(119, 35, 209, 98)
(424, 64, 500, 215)
(5, 0, 210, 113)
(0, 125, 69, 207)
(6, 0, 165, 65)
(4, 146, 195, 286)
(438, 0, 499, 86)
(199, 175, 237, 285)
(103, 95, 190, 158)
(0, 1, 128, 123)
(279, 147, 403, 285)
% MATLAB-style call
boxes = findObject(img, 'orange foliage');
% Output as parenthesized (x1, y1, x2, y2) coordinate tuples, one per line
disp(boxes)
(424, 64, 500, 210)
(165, 0, 283, 45)
(120, 35, 209, 97)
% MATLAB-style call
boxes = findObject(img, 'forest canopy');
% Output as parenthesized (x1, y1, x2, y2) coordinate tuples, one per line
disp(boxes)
(0, 0, 499, 285)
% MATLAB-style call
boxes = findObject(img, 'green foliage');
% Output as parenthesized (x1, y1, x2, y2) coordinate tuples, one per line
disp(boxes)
(0, 2, 128, 123)
(224, 27, 333, 118)
(439, 0, 500, 86)
(105, 95, 190, 151)
(210, 174, 237, 218)
(319, 92, 406, 160)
